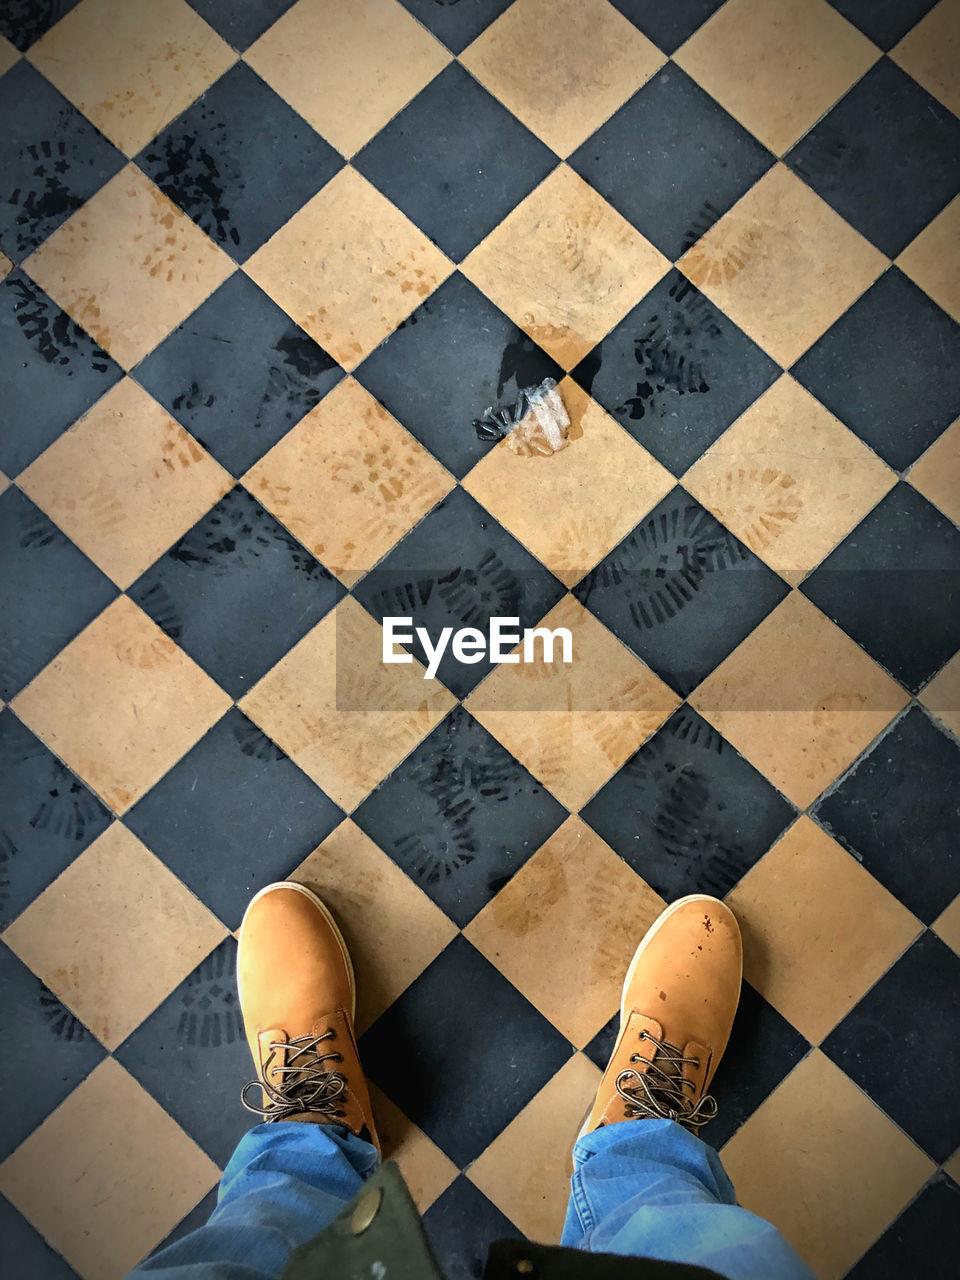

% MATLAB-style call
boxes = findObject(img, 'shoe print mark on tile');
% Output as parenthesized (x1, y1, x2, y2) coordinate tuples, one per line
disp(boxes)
(702, 468, 803, 554)
(7, 274, 112, 371)
(7, 136, 84, 257)
(644, 736, 752, 897)
(683, 222, 764, 290)
(1, 0, 77, 51)
(579, 498, 745, 633)
(393, 812, 477, 886)
(38, 984, 95, 1044)
(0, 832, 12, 922)
(168, 489, 322, 577)
(134, 581, 183, 642)
(140, 129, 241, 250)
(435, 553, 523, 626)
(28, 772, 106, 842)
(177, 947, 243, 1049)
(230, 717, 287, 763)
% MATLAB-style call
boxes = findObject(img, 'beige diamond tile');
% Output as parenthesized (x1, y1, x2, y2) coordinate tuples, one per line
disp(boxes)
(243, 376, 454, 586)
(465, 595, 680, 812)
(896, 197, 960, 322)
(290, 819, 457, 1033)
(0, 33, 18, 77)
(12, 596, 231, 813)
(945, 1147, 960, 1185)
(920, 649, 960, 738)
(19, 378, 231, 589)
(0, 468, 8, 496)
(245, 168, 453, 371)
(27, 0, 235, 156)
(680, 163, 887, 366)
(690, 591, 909, 808)
(906, 417, 960, 525)
(892, 0, 960, 117)
(721, 1051, 934, 1279)
(0, 1058, 220, 1280)
(468, 1053, 601, 1242)
(674, 0, 878, 156)
(683, 374, 897, 584)
(460, 0, 664, 157)
(239, 596, 454, 812)
(463, 380, 675, 588)
(24, 164, 234, 369)
(0, 249, 12, 280)
(465, 816, 667, 1046)
(726, 817, 920, 1043)
(244, 0, 450, 156)
(461, 166, 669, 369)
(3, 823, 227, 1049)
(933, 894, 960, 956)
(367, 1083, 458, 1212)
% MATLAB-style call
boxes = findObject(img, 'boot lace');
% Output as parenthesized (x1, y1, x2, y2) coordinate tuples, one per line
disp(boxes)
(616, 1029, 718, 1130)
(241, 1029, 348, 1123)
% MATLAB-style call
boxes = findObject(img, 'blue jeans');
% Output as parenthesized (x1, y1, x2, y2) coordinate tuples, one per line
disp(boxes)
(129, 1119, 814, 1279)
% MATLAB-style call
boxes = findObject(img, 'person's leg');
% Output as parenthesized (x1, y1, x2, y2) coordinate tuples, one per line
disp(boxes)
(131, 1122, 377, 1279)
(565, 896, 814, 1280)
(561, 1120, 812, 1279)
(127, 882, 381, 1280)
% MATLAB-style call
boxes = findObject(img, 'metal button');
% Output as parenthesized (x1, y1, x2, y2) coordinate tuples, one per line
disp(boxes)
(350, 1187, 383, 1235)
(516, 1261, 535, 1275)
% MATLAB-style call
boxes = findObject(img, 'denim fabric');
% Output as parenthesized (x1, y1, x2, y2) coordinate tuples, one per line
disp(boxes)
(127, 1118, 813, 1279)
(562, 1119, 814, 1279)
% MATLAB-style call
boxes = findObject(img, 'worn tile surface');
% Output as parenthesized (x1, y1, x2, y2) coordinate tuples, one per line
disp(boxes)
(1, 4, 958, 1276)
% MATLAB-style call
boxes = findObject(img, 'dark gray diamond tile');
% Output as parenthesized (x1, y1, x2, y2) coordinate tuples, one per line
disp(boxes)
(571, 270, 780, 474)
(569, 65, 773, 262)
(136, 62, 342, 263)
(846, 1172, 960, 1279)
(125, 708, 342, 930)
(0, 942, 105, 1161)
(115, 938, 253, 1167)
(815, 707, 960, 924)
(133, 272, 342, 476)
(786, 59, 960, 258)
(608, 0, 727, 55)
(128, 486, 343, 698)
(828, 0, 938, 50)
(581, 706, 796, 900)
(184, 0, 300, 52)
(0, 0, 80, 52)
(423, 1177, 523, 1279)
(0, 488, 117, 701)
(801, 483, 960, 694)
(0, 61, 124, 263)
(0, 270, 122, 477)
(0, 709, 111, 930)
(360, 936, 571, 1166)
(354, 272, 562, 478)
(353, 705, 567, 927)
(354, 63, 556, 261)
(792, 269, 960, 472)
(0, 1192, 80, 1279)
(822, 931, 960, 1163)
(351, 485, 565, 698)
(573, 487, 789, 696)
(397, 0, 515, 54)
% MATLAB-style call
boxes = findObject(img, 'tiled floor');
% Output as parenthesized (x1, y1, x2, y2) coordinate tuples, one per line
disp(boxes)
(0, 1, 958, 1277)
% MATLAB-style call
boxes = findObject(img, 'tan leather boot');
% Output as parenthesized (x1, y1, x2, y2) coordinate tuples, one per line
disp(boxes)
(237, 881, 379, 1152)
(581, 894, 742, 1138)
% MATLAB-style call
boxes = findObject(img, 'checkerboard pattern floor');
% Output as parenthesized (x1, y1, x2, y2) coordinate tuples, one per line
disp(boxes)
(1, 1, 959, 1276)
